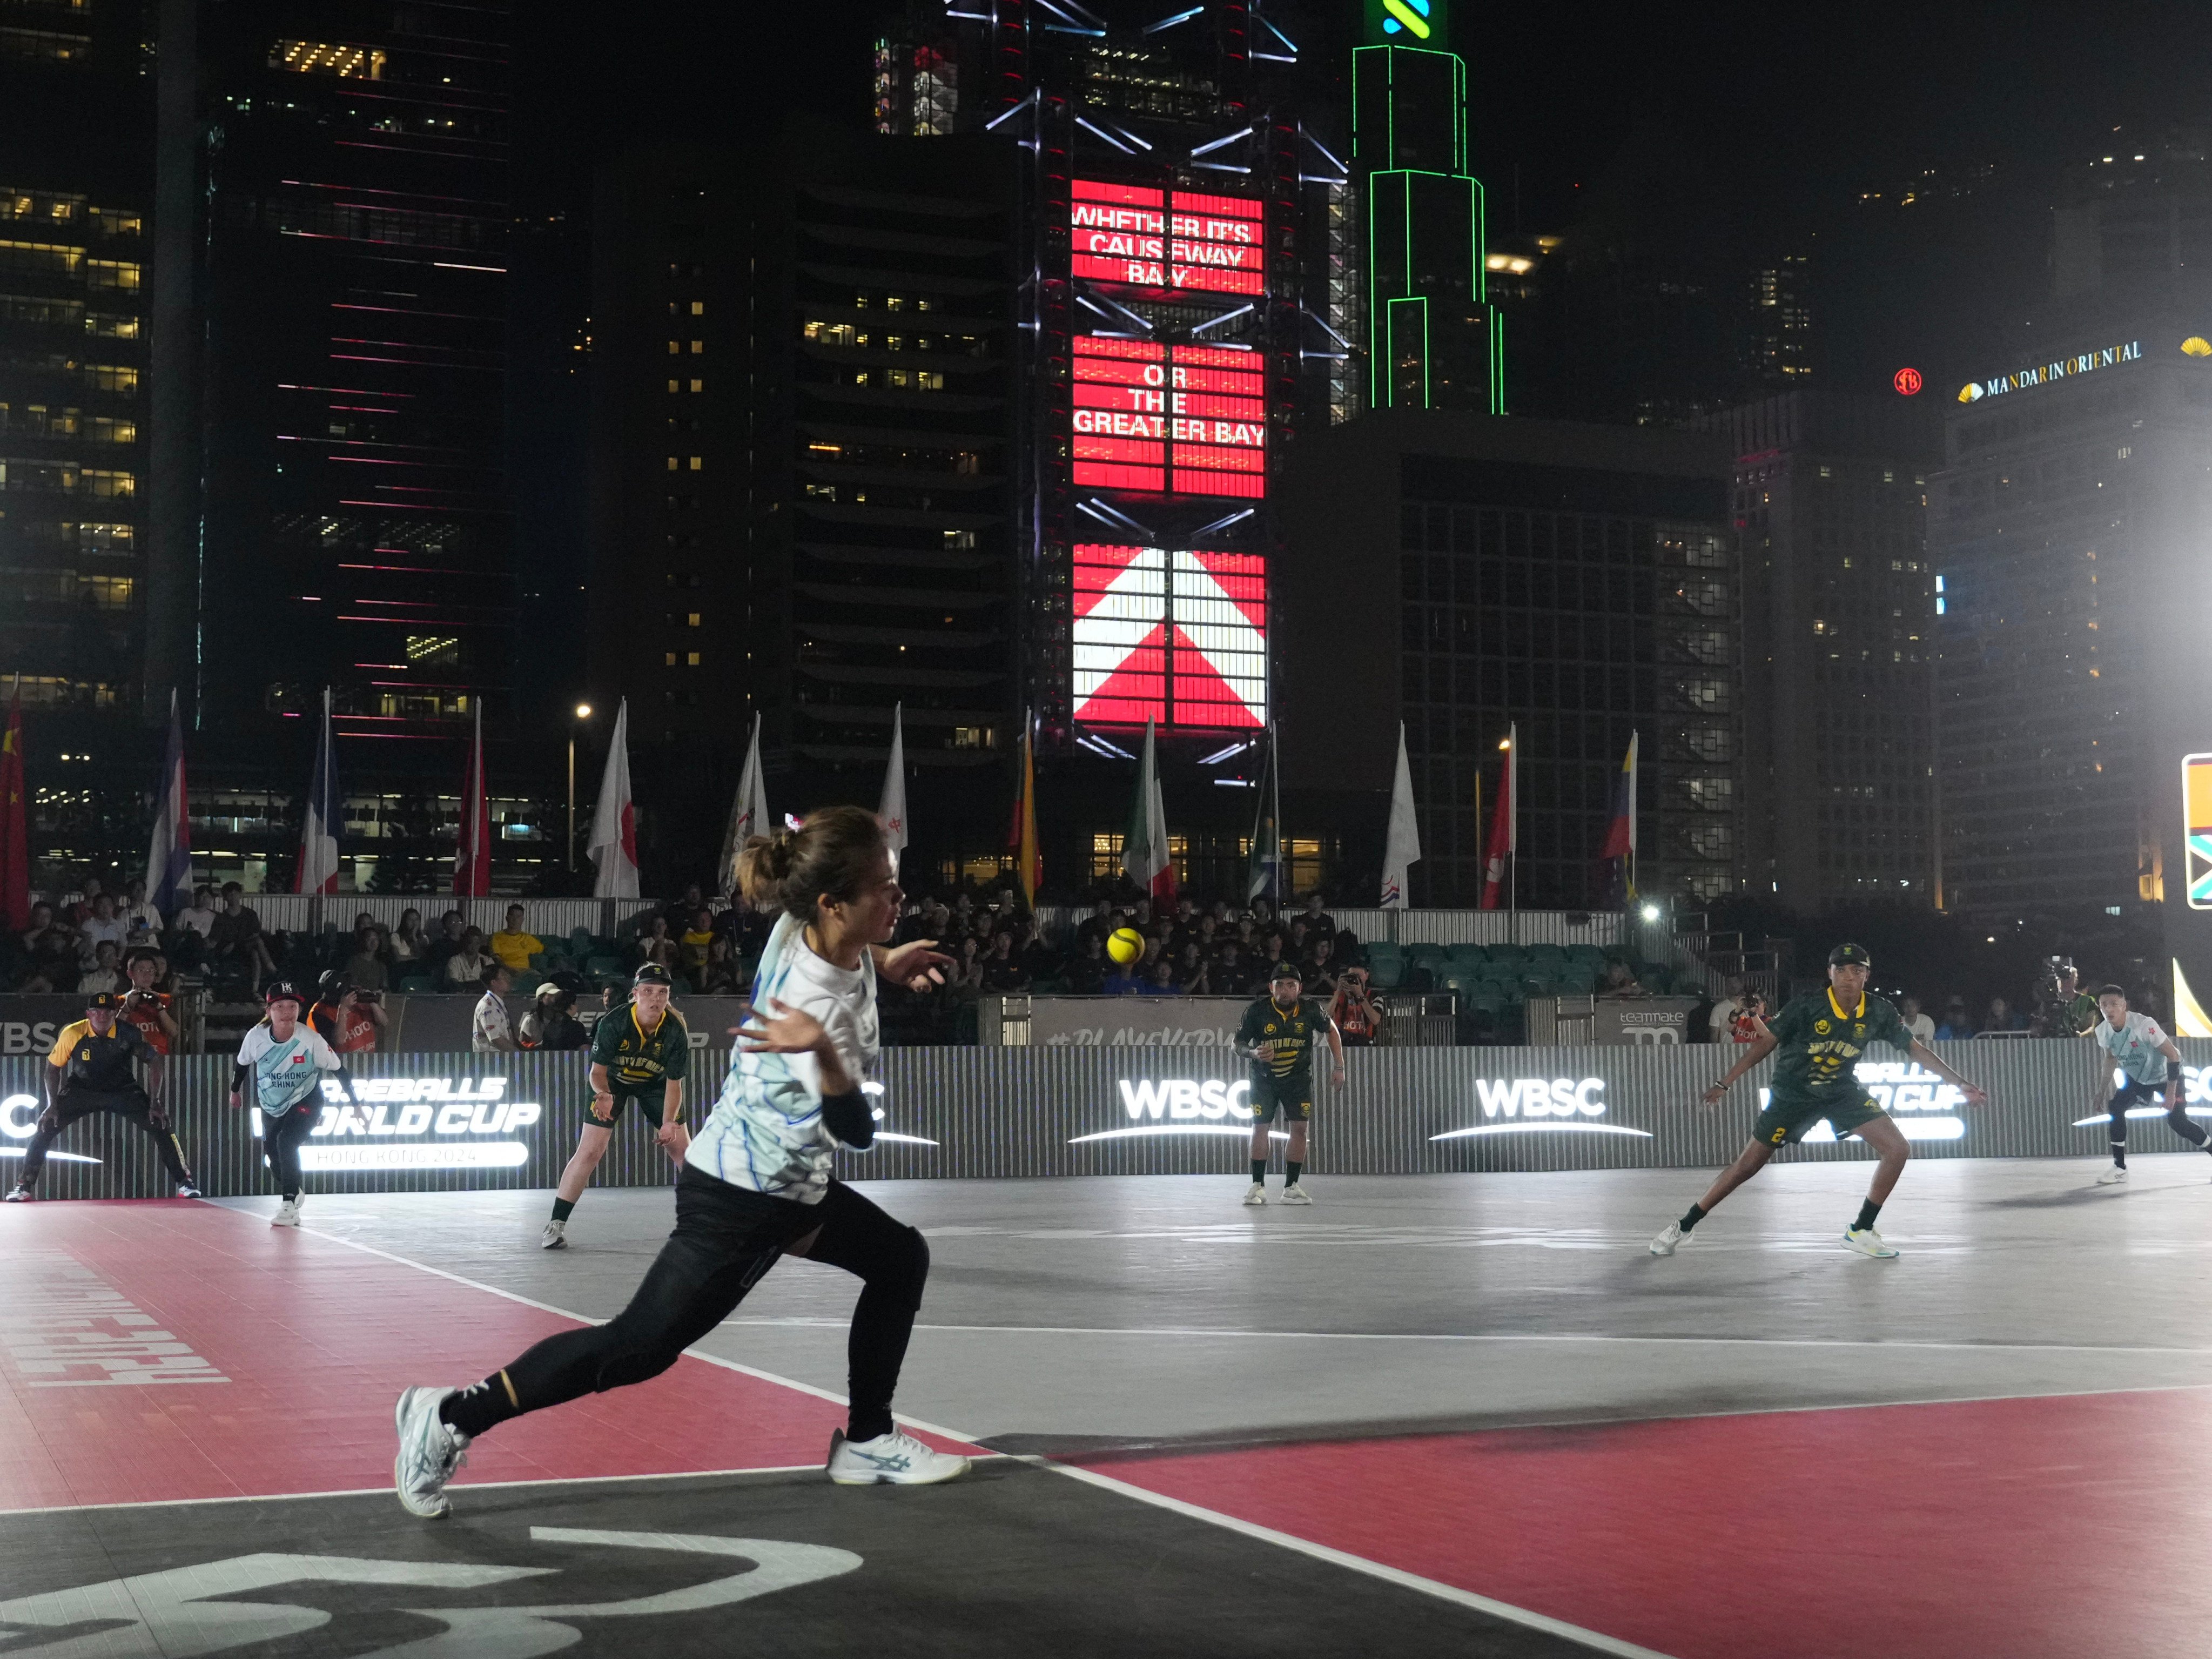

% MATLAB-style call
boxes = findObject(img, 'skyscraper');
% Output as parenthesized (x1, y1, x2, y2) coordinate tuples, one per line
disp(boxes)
(0, 0, 154, 745)
(152, 2, 513, 742)
(1695, 392, 1940, 909)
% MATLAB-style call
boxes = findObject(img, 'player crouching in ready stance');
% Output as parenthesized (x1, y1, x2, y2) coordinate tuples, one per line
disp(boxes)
(1651, 943, 1986, 1260)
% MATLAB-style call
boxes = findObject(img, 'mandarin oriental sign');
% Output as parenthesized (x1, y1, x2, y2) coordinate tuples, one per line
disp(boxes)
(1958, 340, 2141, 402)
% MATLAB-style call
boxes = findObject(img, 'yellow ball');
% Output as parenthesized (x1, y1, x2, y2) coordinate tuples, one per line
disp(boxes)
(1107, 926, 1146, 965)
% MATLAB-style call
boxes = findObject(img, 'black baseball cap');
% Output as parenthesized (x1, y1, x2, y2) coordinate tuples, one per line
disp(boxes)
(633, 963, 673, 988)
(1827, 943, 1873, 968)
(1269, 961, 1302, 982)
(85, 990, 123, 1010)
(264, 981, 304, 1006)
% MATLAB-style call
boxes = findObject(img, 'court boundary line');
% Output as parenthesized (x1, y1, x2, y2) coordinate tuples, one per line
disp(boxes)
(0, 1464, 825, 1520)
(1044, 1459, 1678, 1658)
(713, 1319, 2212, 1356)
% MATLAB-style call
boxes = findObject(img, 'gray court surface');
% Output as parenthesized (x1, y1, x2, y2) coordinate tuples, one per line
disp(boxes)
(222, 1153, 2212, 1453)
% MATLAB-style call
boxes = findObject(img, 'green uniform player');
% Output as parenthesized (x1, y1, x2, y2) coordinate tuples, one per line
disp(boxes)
(1650, 943, 1987, 1260)
(1232, 963, 1344, 1207)
(541, 963, 692, 1249)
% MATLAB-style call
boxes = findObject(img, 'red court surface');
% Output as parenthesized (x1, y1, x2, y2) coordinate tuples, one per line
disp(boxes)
(1075, 1388, 2212, 1659)
(0, 1201, 970, 1513)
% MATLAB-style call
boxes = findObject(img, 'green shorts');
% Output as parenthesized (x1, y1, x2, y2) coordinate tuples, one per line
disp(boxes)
(587, 1086, 667, 1131)
(1248, 1073, 1312, 1124)
(1753, 1093, 1887, 1147)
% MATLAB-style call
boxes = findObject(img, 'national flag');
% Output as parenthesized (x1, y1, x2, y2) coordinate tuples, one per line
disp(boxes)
(1478, 722, 1516, 911)
(1246, 726, 1280, 902)
(294, 687, 342, 895)
(1012, 713, 1040, 906)
(1599, 731, 1638, 904)
(718, 711, 771, 894)
(141, 689, 193, 924)
(879, 703, 909, 876)
(589, 696, 640, 898)
(452, 700, 492, 897)
(0, 683, 27, 932)
(1381, 721, 1422, 909)
(1122, 718, 1175, 902)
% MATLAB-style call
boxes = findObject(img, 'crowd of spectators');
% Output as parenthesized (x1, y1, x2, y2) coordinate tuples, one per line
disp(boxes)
(875, 886, 1372, 1045)
(1703, 960, 2166, 1045)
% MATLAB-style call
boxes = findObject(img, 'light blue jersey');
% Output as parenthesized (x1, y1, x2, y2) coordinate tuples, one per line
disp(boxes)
(685, 912, 878, 1204)
(236, 1023, 342, 1115)
(2096, 1011, 2173, 1087)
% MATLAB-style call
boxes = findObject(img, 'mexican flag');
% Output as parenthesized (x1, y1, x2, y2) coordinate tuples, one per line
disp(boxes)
(1122, 718, 1175, 902)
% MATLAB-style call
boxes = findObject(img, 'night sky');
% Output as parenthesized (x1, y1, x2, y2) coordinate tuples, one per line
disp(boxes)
(516, 0, 2210, 387)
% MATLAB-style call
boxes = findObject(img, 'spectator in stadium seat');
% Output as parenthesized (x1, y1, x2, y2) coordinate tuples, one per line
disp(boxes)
(700, 933, 745, 995)
(121, 877, 163, 934)
(345, 925, 391, 993)
(1174, 941, 1212, 994)
(445, 927, 493, 990)
(1899, 994, 1935, 1046)
(981, 931, 1030, 995)
(1982, 996, 2024, 1033)
(1064, 933, 1107, 994)
(1018, 917, 1061, 984)
(489, 904, 542, 975)
(1213, 939, 1255, 998)
(1934, 998, 1976, 1040)
(22, 902, 80, 991)
(76, 891, 127, 968)
(680, 908, 715, 987)
(425, 910, 467, 978)
(1300, 891, 1336, 943)
(209, 883, 275, 992)
(1145, 956, 1181, 996)
(1602, 959, 1645, 996)
(388, 908, 428, 968)
(79, 939, 125, 996)
(1301, 934, 1341, 998)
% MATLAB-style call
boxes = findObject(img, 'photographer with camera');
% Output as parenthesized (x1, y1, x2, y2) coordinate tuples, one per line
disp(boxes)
(308, 971, 386, 1056)
(2033, 957, 2100, 1039)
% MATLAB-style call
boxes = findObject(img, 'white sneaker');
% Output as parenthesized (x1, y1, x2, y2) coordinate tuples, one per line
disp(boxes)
(1280, 1183, 1313, 1205)
(1242, 1182, 1267, 1206)
(1650, 1221, 1689, 1256)
(175, 1183, 203, 1199)
(2095, 1166, 2128, 1185)
(825, 1427, 971, 1487)
(394, 1386, 469, 1517)
(271, 1198, 300, 1227)
(540, 1218, 567, 1249)
(3, 1184, 29, 1203)
(1842, 1226, 1898, 1258)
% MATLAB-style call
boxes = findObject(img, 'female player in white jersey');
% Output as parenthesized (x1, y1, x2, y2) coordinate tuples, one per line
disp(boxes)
(231, 982, 352, 1226)
(394, 806, 965, 1516)
(2086, 982, 2209, 1184)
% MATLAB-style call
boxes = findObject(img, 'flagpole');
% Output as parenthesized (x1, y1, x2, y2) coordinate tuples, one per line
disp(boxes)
(1269, 717, 1282, 906)
(1508, 721, 1518, 946)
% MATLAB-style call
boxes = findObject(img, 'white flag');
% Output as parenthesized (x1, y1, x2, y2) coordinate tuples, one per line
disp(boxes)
(718, 712, 771, 895)
(588, 697, 640, 899)
(294, 688, 341, 895)
(1380, 721, 1421, 910)
(878, 702, 908, 875)
(1122, 718, 1175, 901)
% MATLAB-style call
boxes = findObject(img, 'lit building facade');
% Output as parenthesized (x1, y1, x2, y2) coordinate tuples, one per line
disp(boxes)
(0, 0, 153, 737)
(152, 2, 514, 743)
(1696, 393, 1940, 909)
(1276, 413, 1742, 907)
(1930, 328, 2212, 922)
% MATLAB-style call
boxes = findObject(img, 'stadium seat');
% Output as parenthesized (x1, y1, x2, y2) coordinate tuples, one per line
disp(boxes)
(585, 954, 628, 980)
(1368, 957, 1406, 990)
(397, 975, 434, 994)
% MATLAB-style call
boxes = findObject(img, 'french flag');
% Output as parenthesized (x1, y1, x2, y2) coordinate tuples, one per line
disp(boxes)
(144, 689, 194, 919)
(294, 687, 341, 895)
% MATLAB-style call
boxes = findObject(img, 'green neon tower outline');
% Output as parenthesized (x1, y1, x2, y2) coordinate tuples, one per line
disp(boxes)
(1352, 41, 1502, 414)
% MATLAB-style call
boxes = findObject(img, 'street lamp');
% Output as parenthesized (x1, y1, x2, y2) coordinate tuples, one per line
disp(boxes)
(568, 703, 593, 874)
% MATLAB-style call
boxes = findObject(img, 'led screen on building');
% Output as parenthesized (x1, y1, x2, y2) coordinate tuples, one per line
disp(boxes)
(1070, 180, 1264, 295)
(1072, 543, 1266, 730)
(1071, 336, 1267, 499)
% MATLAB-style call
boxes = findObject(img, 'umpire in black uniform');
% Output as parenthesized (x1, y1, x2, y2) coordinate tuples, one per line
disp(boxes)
(5, 989, 199, 1201)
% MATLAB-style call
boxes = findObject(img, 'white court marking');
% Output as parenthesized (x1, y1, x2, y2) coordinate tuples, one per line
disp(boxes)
(238, 1208, 1677, 1658)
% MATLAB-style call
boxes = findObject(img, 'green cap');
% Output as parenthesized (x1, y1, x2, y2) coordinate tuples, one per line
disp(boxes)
(1270, 962, 1302, 982)
(1827, 942, 1872, 968)
(633, 963, 674, 988)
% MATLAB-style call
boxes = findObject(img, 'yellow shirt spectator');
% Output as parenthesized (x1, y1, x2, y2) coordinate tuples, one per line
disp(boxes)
(488, 908, 542, 974)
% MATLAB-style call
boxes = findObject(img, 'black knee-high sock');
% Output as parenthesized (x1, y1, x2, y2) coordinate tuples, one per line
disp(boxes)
(2110, 1104, 2129, 1168)
(1252, 1159, 1267, 1184)
(1285, 1160, 1303, 1187)
(1853, 1198, 1882, 1233)
(441, 1368, 522, 1438)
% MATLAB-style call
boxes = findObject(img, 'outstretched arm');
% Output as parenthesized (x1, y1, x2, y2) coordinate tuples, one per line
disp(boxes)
(1700, 1032, 1779, 1108)
(1906, 1039, 1987, 1109)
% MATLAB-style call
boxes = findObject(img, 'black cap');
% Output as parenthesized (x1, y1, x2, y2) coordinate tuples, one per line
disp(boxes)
(1270, 961, 1302, 982)
(1827, 943, 1873, 968)
(633, 963, 673, 988)
(85, 990, 123, 1010)
(264, 980, 304, 1006)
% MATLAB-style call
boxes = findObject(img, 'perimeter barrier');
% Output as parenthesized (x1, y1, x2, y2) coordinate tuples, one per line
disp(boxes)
(4, 1040, 2203, 1200)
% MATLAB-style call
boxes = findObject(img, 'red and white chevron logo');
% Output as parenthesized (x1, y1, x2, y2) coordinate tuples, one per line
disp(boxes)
(1072, 544, 1266, 730)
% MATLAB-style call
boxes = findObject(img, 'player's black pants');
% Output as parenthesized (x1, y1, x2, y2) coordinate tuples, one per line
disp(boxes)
(463, 1167, 927, 1441)
(261, 1101, 319, 1199)
(2107, 1077, 2206, 1165)
(19, 1087, 193, 1190)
